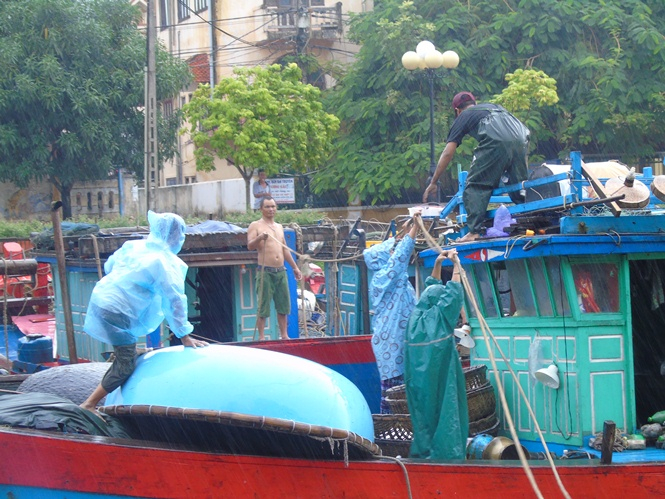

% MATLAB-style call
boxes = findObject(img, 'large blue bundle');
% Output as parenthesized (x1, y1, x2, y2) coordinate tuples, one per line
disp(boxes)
(105, 344, 374, 441)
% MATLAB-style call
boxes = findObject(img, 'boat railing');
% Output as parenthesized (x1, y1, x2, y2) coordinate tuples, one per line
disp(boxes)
(435, 151, 665, 237)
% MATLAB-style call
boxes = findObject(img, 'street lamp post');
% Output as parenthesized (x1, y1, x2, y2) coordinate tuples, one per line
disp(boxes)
(402, 42, 459, 202)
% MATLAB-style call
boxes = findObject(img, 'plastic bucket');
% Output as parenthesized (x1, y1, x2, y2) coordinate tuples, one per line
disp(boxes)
(466, 434, 494, 460)
(18, 334, 53, 364)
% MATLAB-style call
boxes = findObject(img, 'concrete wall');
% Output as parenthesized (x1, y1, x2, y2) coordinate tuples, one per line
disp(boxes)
(140, 178, 248, 217)
(0, 175, 138, 221)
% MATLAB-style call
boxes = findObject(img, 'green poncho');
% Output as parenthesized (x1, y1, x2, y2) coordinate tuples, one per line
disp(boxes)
(405, 277, 469, 460)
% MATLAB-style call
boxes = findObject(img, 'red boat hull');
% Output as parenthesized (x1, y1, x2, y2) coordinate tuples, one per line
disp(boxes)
(1, 427, 663, 498)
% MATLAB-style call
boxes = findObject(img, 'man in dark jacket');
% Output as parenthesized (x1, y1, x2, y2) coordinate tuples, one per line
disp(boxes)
(423, 92, 530, 243)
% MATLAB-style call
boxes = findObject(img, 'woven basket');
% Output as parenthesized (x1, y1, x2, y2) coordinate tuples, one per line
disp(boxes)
(467, 383, 496, 422)
(385, 397, 409, 415)
(385, 384, 407, 400)
(373, 414, 413, 440)
(468, 412, 500, 437)
(463, 365, 488, 392)
(373, 413, 412, 458)
(375, 439, 411, 458)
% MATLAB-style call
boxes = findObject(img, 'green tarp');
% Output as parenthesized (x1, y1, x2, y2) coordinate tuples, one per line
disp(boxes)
(405, 277, 469, 460)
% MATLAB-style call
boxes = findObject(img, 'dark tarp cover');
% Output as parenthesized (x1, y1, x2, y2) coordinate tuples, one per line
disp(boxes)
(0, 392, 130, 438)
(31, 222, 100, 250)
(405, 277, 469, 460)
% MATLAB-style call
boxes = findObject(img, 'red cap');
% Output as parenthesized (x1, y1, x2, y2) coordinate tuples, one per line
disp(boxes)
(452, 91, 476, 110)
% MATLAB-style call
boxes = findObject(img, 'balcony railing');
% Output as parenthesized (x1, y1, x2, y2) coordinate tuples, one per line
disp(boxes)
(264, 2, 342, 41)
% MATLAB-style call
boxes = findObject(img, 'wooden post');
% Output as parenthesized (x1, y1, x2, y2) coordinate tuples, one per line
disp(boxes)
(50, 201, 78, 364)
(600, 420, 616, 465)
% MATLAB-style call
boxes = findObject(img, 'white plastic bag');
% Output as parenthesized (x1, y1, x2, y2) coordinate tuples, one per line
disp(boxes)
(528, 336, 543, 382)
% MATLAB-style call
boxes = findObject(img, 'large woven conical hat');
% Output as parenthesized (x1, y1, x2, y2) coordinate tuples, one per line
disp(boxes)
(650, 175, 665, 203)
(604, 170, 650, 208)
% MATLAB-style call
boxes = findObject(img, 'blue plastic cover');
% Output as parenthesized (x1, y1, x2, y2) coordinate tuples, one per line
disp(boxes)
(105, 344, 375, 441)
(83, 211, 193, 346)
(185, 220, 246, 234)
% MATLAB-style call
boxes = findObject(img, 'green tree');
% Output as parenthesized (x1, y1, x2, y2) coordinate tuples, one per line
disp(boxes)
(0, 0, 191, 218)
(315, 0, 665, 203)
(183, 64, 339, 210)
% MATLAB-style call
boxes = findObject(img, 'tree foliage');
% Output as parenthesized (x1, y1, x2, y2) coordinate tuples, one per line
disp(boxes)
(0, 0, 191, 217)
(315, 0, 665, 203)
(183, 64, 339, 210)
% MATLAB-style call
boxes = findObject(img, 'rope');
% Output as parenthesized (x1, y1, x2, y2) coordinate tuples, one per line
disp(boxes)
(372, 455, 413, 499)
(290, 223, 308, 337)
(2, 258, 9, 368)
(414, 217, 572, 499)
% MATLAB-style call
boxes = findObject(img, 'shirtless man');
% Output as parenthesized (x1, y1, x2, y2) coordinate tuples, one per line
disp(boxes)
(247, 196, 303, 340)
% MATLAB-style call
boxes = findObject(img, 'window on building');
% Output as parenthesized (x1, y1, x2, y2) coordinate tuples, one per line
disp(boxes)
(163, 99, 173, 118)
(177, 0, 189, 22)
(97, 192, 103, 211)
(311, 0, 324, 6)
(87, 192, 92, 210)
(166, 177, 178, 186)
(194, 0, 208, 13)
(108, 192, 114, 209)
(185, 176, 197, 184)
(159, 0, 170, 29)
(76, 193, 82, 208)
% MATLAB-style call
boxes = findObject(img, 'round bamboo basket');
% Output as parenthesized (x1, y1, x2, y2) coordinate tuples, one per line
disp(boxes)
(467, 383, 496, 422)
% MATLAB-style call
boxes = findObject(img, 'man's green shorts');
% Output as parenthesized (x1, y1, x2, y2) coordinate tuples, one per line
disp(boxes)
(256, 268, 291, 318)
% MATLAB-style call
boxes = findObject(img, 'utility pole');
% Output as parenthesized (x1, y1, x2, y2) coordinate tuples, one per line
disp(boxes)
(144, 0, 159, 212)
(295, 0, 309, 56)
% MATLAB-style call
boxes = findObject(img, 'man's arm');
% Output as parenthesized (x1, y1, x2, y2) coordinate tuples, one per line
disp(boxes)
(247, 222, 268, 251)
(283, 241, 302, 281)
(423, 141, 458, 202)
(432, 251, 446, 281)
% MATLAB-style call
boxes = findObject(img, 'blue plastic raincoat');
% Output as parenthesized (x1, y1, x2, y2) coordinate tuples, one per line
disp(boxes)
(405, 277, 469, 460)
(84, 211, 193, 346)
(363, 235, 416, 381)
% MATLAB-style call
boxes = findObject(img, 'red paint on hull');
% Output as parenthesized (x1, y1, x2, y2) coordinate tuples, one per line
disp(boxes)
(1, 428, 664, 498)
(246, 335, 375, 366)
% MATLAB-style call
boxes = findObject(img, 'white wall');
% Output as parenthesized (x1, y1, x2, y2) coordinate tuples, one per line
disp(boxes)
(140, 178, 248, 217)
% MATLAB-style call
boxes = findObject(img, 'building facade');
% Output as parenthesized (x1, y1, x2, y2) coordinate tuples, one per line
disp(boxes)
(132, 0, 371, 188)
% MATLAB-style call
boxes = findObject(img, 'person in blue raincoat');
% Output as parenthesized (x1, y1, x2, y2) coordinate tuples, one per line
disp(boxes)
(363, 210, 421, 413)
(405, 248, 469, 460)
(80, 211, 208, 412)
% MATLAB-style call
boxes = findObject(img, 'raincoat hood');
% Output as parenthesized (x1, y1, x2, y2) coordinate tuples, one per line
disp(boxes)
(147, 211, 187, 254)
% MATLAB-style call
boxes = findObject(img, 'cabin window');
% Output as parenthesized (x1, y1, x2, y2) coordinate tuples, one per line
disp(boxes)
(504, 260, 537, 317)
(527, 259, 554, 316)
(489, 261, 514, 316)
(570, 263, 620, 313)
(545, 257, 571, 316)
(473, 264, 499, 318)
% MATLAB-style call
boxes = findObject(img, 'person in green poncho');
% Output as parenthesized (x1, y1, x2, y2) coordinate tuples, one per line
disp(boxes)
(405, 249, 469, 460)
